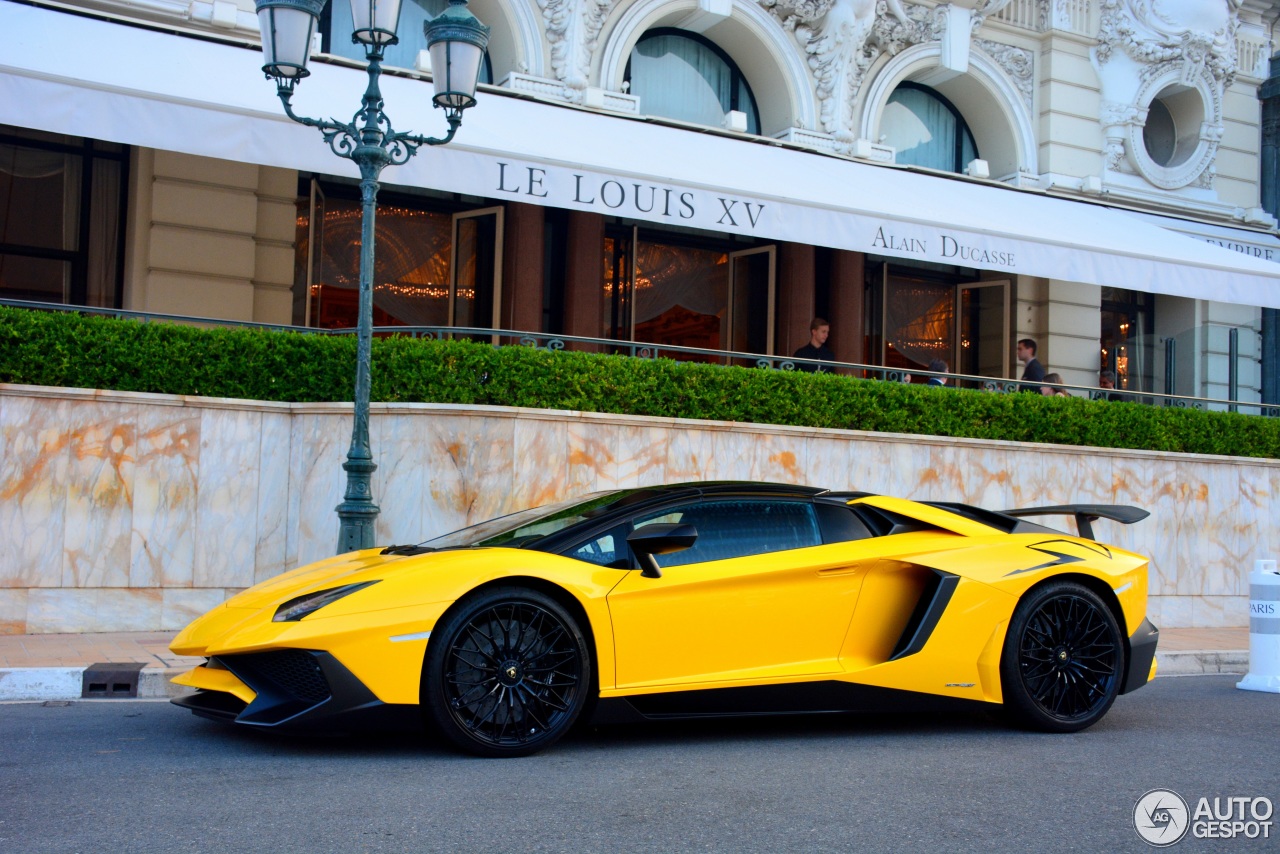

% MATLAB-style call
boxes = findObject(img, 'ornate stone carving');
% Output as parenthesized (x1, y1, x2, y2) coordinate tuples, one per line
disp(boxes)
(1100, 101, 1145, 128)
(1104, 139, 1131, 172)
(1194, 162, 1216, 189)
(758, 0, 1021, 148)
(1093, 0, 1242, 190)
(758, 0, 943, 145)
(1096, 0, 1240, 85)
(538, 0, 620, 102)
(975, 38, 1034, 112)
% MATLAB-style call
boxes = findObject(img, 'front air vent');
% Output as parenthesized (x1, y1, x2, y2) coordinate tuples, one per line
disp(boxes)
(226, 649, 331, 703)
(216, 649, 334, 725)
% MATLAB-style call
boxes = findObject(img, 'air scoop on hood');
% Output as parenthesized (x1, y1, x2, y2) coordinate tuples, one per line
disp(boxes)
(221, 550, 404, 610)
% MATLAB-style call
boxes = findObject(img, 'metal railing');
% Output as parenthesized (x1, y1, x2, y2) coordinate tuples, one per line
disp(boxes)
(2, 298, 1276, 416)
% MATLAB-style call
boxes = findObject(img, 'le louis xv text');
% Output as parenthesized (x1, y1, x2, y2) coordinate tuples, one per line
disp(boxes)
(495, 163, 766, 228)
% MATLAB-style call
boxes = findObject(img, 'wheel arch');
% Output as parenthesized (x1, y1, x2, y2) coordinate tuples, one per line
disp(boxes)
(422, 575, 603, 697)
(1005, 571, 1135, 699)
(1040, 572, 1129, 636)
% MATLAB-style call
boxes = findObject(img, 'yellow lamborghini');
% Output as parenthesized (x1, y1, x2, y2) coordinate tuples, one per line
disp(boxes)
(170, 482, 1158, 757)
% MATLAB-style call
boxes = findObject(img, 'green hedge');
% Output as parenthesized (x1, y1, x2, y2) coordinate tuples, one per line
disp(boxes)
(2, 305, 1277, 458)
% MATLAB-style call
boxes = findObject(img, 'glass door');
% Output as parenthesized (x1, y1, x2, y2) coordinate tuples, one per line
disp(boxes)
(631, 238, 728, 362)
(873, 270, 1009, 383)
(297, 178, 324, 327)
(879, 268, 953, 376)
(450, 206, 504, 334)
(297, 183, 455, 329)
(603, 225, 636, 342)
(727, 246, 775, 362)
(613, 235, 774, 362)
(955, 280, 1009, 384)
(1101, 288, 1154, 393)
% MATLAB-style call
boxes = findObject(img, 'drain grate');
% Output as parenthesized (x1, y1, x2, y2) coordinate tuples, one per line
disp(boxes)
(82, 662, 146, 698)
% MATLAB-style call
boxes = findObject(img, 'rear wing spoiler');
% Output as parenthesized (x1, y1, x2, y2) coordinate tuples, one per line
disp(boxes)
(1000, 504, 1149, 541)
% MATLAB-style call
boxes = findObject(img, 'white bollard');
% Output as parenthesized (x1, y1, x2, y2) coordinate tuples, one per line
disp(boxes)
(1237, 559, 1280, 693)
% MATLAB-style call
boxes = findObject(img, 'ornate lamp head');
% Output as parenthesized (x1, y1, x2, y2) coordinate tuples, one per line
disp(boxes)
(255, 0, 327, 83)
(349, 0, 405, 47)
(425, 0, 490, 119)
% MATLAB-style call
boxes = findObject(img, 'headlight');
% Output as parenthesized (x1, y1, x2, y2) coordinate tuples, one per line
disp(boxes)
(272, 581, 380, 622)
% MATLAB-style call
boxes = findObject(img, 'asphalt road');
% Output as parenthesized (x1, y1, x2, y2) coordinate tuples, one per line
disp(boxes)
(1, 675, 1276, 854)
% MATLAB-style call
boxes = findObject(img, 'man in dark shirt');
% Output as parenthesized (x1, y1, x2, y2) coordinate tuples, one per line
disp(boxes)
(1097, 369, 1132, 402)
(1017, 338, 1045, 390)
(925, 359, 949, 386)
(793, 317, 835, 372)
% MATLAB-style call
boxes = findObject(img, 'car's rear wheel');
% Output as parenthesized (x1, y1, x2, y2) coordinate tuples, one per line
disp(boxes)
(423, 586, 590, 757)
(1000, 580, 1124, 733)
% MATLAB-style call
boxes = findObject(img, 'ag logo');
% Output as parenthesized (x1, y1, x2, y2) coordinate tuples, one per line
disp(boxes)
(1134, 789, 1190, 846)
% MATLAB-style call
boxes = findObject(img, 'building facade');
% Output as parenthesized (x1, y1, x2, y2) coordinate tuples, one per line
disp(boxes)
(2, 0, 1280, 402)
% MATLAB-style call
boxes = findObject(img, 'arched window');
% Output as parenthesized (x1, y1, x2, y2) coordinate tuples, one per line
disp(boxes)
(625, 29, 759, 134)
(882, 83, 977, 173)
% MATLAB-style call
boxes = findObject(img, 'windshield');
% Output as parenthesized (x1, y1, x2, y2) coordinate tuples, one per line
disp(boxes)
(420, 491, 628, 549)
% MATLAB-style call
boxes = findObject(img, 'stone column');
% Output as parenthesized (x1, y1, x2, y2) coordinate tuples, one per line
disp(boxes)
(776, 242, 815, 357)
(500, 202, 544, 334)
(563, 210, 604, 347)
(829, 250, 864, 365)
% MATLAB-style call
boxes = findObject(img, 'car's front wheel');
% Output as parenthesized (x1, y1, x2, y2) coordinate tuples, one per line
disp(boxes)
(1000, 580, 1124, 733)
(423, 586, 590, 757)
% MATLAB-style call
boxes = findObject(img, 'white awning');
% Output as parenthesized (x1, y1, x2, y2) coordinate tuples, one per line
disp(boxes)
(1124, 211, 1280, 265)
(5, 2, 1280, 307)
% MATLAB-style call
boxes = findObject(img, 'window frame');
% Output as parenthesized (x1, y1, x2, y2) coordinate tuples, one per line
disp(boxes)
(623, 27, 761, 135)
(0, 127, 129, 309)
(292, 175, 500, 329)
(631, 497, 824, 569)
(885, 82, 978, 174)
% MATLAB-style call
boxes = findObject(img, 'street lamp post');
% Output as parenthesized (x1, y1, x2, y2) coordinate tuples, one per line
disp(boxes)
(253, 0, 489, 554)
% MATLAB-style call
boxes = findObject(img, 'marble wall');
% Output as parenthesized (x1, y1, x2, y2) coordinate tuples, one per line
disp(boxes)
(1, 383, 1276, 634)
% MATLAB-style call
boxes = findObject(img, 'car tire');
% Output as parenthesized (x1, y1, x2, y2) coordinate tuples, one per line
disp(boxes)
(1000, 580, 1124, 733)
(422, 586, 591, 757)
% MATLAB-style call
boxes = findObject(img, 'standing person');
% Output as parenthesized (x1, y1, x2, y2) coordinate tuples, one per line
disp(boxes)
(793, 317, 835, 372)
(925, 359, 949, 386)
(1017, 338, 1045, 390)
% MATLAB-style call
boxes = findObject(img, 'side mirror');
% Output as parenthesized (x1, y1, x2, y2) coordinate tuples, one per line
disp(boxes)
(627, 523, 697, 579)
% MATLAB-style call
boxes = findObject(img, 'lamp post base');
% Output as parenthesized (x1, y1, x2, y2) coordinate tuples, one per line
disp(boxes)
(336, 455, 380, 553)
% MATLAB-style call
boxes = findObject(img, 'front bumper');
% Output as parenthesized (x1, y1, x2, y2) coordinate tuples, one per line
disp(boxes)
(172, 649, 419, 734)
(1120, 617, 1159, 694)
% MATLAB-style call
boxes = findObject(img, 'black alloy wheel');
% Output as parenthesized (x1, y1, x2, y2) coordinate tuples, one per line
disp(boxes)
(1000, 580, 1124, 733)
(423, 586, 590, 757)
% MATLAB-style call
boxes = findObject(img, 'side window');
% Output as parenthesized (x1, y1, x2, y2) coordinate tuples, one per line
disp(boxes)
(633, 499, 821, 568)
(565, 523, 633, 569)
(815, 503, 874, 544)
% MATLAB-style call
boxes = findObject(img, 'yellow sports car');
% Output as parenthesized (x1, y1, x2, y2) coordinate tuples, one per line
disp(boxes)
(170, 482, 1158, 757)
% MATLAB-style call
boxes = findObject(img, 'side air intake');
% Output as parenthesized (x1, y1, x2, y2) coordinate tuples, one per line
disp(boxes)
(889, 570, 960, 661)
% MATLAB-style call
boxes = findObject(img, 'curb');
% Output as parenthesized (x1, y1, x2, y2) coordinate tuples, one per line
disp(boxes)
(0, 667, 193, 701)
(1155, 649, 1249, 677)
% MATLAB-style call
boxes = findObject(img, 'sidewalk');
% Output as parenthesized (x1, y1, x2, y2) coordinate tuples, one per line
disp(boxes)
(0, 627, 1254, 702)
(0, 631, 202, 701)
